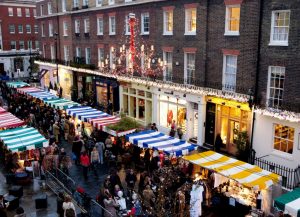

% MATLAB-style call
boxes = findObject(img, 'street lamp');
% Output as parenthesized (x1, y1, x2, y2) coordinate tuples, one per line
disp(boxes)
(54, 32, 59, 84)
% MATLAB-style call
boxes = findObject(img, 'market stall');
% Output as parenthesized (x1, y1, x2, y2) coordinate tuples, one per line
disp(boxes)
(16, 87, 58, 100)
(183, 151, 281, 216)
(126, 130, 198, 156)
(16, 87, 42, 95)
(0, 112, 25, 129)
(43, 98, 80, 110)
(6, 81, 29, 88)
(0, 107, 6, 113)
(274, 188, 300, 217)
(66, 106, 108, 122)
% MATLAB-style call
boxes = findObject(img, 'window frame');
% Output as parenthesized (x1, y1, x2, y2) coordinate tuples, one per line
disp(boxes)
(64, 45, 70, 61)
(109, 16, 116, 35)
(224, 5, 241, 36)
(76, 47, 81, 58)
(18, 25, 23, 34)
(33, 9, 37, 17)
(8, 7, 13, 16)
(73, 0, 79, 8)
(269, 10, 290, 46)
(26, 24, 31, 34)
(108, 0, 115, 6)
(97, 16, 104, 35)
(141, 12, 150, 35)
(63, 21, 68, 36)
(17, 8, 22, 17)
(125, 15, 130, 35)
(25, 8, 30, 17)
(48, 2, 52, 15)
(75, 20, 80, 34)
(222, 55, 238, 92)
(98, 47, 104, 68)
(96, 0, 102, 7)
(62, 0, 66, 12)
(85, 47, 91, 64)
(163, 10, 173, 35)
(84, 18, 90, 33)
(10, 41, 16, 50)
(163, 51, 173, 82)
(83, 0, 89, 6)
(40, 5, 44, 16)
(266, 66, 285, 109)
(50, 44, 55, 60)
(41, 23, 45, 37)
(272, 124, 294, 155)
(9, 25, 15, 34)
(184, 52, 196, 85)
(184, 8, 197, 35)
(49, 22, 54, 37)
(19, 41, 25, 50)
(34, 25, 39, 34)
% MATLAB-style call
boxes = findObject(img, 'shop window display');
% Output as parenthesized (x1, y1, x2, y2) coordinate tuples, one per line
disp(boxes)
(273, 124, 294, 154)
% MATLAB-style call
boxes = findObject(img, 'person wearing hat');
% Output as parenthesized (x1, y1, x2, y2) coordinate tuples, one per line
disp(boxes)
(0, 194, 8, 217)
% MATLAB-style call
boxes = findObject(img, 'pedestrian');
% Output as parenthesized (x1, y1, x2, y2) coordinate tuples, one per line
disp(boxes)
(90, 147, 100, 176)
(177, 127, 183, 140)
(214, 133, 223, 153)
(95, 141, 105, 164)
(64, 116, 70, 141)
(62, 195, 76, 217)
(0, 195, 8, 217)
(105, 135, 113, 151)
(143, 185, 155, 209)
(14, 207, 26, 217)
(103, 192, 118, 217)
(150, 123, 158, 131)
(53, 121, 60, 143)
(125, 169, 137, 190)
(96, 187, 106, 215)
(80, 151, 90, 180)
(72, 136, 83, 165)
(57, 192, 65, 217)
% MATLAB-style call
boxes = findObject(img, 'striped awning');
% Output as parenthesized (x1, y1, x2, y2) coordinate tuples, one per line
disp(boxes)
(6, 81, 29, 88)
(126, 130, 198, 157)
(89, 116, 121, 130)
(17, 87, 42, 94)
(274, 188, 300, 217)
(44, 98, 80, 110)
(183, 151, 281, 190)
(0, 112, 25, 129)
(0, 127, 49, 152)
(0, 107, 6, 113)
(66, 106, 109, 122)
(27, 91, 58, 100)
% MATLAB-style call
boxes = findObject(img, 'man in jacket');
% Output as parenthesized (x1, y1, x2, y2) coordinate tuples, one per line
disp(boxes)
(53, 121, 60, 143)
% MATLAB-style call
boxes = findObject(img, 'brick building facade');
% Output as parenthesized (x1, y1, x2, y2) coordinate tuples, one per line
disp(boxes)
(0, 0, 38, 78)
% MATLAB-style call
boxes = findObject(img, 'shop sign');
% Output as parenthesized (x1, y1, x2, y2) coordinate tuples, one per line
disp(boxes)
(207, 96, 251, 111)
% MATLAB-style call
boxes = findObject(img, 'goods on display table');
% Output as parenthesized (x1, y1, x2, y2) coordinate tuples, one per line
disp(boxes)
(274, 188, 300, 217)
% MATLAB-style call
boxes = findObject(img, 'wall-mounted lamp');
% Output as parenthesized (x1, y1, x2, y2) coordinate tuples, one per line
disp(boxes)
(175, 61, 180, 66)
(158, 88, 161, 91)
(183, 94, 186, 97)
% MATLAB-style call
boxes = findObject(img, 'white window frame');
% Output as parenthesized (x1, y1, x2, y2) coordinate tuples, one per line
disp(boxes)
(17, 8, 22, 17)
(26, 24, 31, 34)
(76, 47, 81, 58)
(75, 20, 80, 34)
(109, 47, 115, 68)
(73, 0, 79, 8)
(8, 7, 13, 16)
(108, 0, 115, 5)
(49, 22, 54, 37)
(50, 44, 55, 60)
(125, 0, 132, 2)
(163, 51, 173, 81)
(19, 41, 25, 50)
(269, 10, 290, 46)
(33, 9, 37, 17)
(48, 2, 52, 15)
(222, 55, 238, 92)
(64, 46, 70, 62)
(11, 41, 16, 50)
(109, 16, 116, 35)
(42, 44, 46, 58)
(9, 25, 15, 34)
(83, 0, 89, 7)
(272, 124, 294, 155)
(125, 15, 130, 35)
(25, 8, 30, 17)
(62, 0, 66, 12)
(185, 8, 197, 35)
(224, 5, 240, 36)
(84, 19, 90, 33)
(96, 0, 102, 7)
(63, 21, 68, 36)
(85, 47, 91, 64)
(98, 47, 104, 68)
(18, 25, 23, 34)
(267, 66, 285, 108)
(184, 52, 196, 85)
(41, 23, 45, 37)
(97, 17, 104, 35)
(34, 25, 38, 34)
(28, 41, 32, 50)
(141, 12, 150, 35)
(163, 10, 173, 35)
(35, 41, 39, 50)
(40, 5, 44, 16)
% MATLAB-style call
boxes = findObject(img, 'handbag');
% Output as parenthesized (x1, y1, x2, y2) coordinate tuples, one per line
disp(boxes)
(71, 152, 77, 161)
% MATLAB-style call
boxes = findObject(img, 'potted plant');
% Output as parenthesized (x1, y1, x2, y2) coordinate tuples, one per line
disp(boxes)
(234, 130, 250, 162)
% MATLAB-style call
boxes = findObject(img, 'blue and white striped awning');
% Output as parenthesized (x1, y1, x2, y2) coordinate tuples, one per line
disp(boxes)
(66, 106, 109, 122)
(0, 127, 49, 152)
(27, 91, 58, 100)
(126, 130, 198, 157)
(44, 98, 80, 110)
(6, 81, 29, 88)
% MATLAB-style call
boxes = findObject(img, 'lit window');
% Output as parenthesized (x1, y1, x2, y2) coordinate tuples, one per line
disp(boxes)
(97, 17, 103, 35)
(185, 8, 197, 35)
(141, 13, 150, 35)
(270, 10, 290, 46)
(109, 16, 116, 35)
(84, 19, 90, 33)
(267, 66, 285, 108)
(63, 21, 68, 36)
(17, 8, 22, 17)
(26, 25, 31, 34)
(222, 55, 237, 92)
(8, 8, 13, 16)
(48, 2, 52, 14)
(19, 41, 25, 50)
(85, 47, 91, 64)
(225, 6, 240, 35)
(163, 10, 173, 35)
(25, 8, 30, 17)
(75, 20, 80, 34)
(11, 41, 16, 50)
(9, 25, 15, 34)
(163, 51, 173, 82)
(18, 25, 23, 34)
(184, 52, 195, 84)
(273, 124, 294, 154)
(49, 22, 54, 37)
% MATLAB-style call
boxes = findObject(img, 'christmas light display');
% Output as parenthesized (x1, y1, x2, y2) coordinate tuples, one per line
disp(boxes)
(254, 107, 300, 123)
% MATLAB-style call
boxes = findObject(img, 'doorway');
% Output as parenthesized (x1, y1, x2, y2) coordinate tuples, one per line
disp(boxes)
(205, 102, 216, 146)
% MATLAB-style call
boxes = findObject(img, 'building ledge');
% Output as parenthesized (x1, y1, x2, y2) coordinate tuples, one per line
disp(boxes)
(254, 107, 300, 123)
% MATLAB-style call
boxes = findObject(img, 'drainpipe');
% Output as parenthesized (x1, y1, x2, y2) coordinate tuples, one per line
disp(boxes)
(250, 0, 264, 153)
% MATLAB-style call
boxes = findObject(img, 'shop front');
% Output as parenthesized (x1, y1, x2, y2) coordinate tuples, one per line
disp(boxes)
(205, 96, 252, 156)
(119, 82, 152, 126)
(58, 68, 73, 99)
(72, 71, 93, 101)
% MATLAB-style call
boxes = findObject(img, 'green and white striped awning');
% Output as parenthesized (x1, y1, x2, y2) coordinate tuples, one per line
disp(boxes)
(0, 127, 49, 152)
(6, 81, 29, 88)
(43, 98, 80, 110)
(274, 188, 300, 217)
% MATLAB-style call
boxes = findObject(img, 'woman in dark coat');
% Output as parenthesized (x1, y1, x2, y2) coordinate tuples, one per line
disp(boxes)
(214, 134, 223, 153)
(72, 136, 83, 165)
(56, 192, 65, 217)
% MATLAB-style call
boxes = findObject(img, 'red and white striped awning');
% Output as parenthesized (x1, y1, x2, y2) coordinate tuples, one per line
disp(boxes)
(0, 112, 25, 129)
(17, 87, 41, 94)
(89, 116, 121, 130)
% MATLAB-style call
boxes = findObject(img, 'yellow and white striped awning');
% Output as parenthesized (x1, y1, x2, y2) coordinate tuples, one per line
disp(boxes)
(183, 151, 281, 190)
